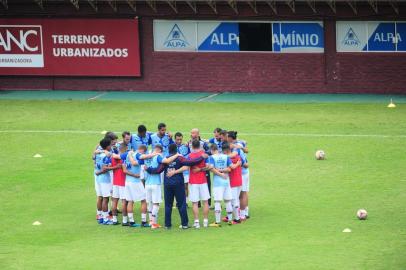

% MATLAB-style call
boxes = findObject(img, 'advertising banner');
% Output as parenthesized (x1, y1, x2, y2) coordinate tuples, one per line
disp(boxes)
(0, 18, 141, 76)
(153, 20, 196, 51)
(154, 20, 324, 53)
(273, 22, 324, 52)
(337, 21, 404, 52)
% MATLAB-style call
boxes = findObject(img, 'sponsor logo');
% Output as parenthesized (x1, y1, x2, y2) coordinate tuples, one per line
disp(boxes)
(0, 25, 44, 67)
(342, 27, 361, 46)
(163, 24, 189, 48)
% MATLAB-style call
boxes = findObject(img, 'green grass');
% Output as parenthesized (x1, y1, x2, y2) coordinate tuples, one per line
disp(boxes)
(0, 100, 405, 270)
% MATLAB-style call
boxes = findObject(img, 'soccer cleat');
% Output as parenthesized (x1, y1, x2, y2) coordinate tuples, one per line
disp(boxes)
(112, 221, 120, 225)
(130, 222, 141, 227)
(209, 222, 221, 228)
(227, 221, 233, 226)
(232, 219, 241, 225)
(245, 215, 250, 219)
(141, 221, 151, 228)
(151, 223, 162, 229)
(96, 214, 102, 220)
(179, 225, 190, 229)
(240, 216, 247, 222)
(97, 218, 104, 224)
(222, 216, 229, 222)
(122, 222, 129, 227)
(193, 222, 200, 229)
(103, 219, 113, 225)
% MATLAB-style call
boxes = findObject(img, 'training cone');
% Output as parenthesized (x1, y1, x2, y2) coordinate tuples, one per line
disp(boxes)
(387, 99, 396, 108)
(342, 228, 352, 233)
(32, 221, 42, 226)
(33, 154, 42, 158)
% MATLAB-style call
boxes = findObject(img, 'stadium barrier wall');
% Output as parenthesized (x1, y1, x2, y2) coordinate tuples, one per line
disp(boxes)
(0, 3, 405, 94)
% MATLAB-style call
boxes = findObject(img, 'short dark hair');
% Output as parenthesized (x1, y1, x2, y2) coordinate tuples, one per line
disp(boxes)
(214, 127, 222, 133)
(222, 142, 230, 152)
(168, 144, 177, 154)
(227, 131, 237, 140)
(175, 132, 183, 138)
(154, 144, 163, 152)
(158, 123, 166, 130)
(122, 131, 130, 138)
(138, 144, 147, 152)
(138, 125, 147, 133)
(219, 130, 227, 136)
(99, 138, 111, 150)
(192, 139, 200, 149)
(105, 131, 118, 140)
(210, 143, 218, 151)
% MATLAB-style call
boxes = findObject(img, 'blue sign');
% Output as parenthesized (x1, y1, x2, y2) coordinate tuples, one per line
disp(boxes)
(396, 23, 406, 51)
(273, 22, 324, 52)
(272, 23, 281, 51)
(366, 23, 396, 51)
(198, 23, 239, 51)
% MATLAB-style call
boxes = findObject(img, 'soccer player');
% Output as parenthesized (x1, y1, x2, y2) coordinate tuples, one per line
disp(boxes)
(130, 124, 152, 151)
(228, 131, 250, 219)
(120, 131, 132, 151)
(150, 123, 174, 156)
(122, 144, 156, 227)
(146, 144, 206, 229)
(111, 143, 128, 225)
(209, 127, 223, 151)
(222, 141, 243, 224)
(143, 144, 180, 229)
(188, 128, 212, 207)
(94, 137, 114, 225)
(174, 132, 190, 201)
(219, 130, 228, 151)
(206, 143, 233, 227)
(188, 139, 211, 228)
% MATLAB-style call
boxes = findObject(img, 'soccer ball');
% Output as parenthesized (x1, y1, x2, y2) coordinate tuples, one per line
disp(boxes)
(315, 150, 325, 160)
(357, 209, 368, 220)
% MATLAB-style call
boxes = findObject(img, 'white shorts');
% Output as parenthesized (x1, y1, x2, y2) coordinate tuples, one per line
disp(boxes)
(95, 181, 112, 198)
(125, 181, 146, 202)
(213, 185, 232, 201)
(189, 183, 210, 202)
(145, 184, 162, 204)
(112, 185, 126, 200)
(140, 165, 145, 180)
(242, 172, 250, 192)
(184, 174, 189, 184)
(231, 186, 242, 202)
(109, 171, 113, 183)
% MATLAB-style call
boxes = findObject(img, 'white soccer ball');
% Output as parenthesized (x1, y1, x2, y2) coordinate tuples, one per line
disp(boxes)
(315, 150, 325, 160)
(357, 209, 368, 220)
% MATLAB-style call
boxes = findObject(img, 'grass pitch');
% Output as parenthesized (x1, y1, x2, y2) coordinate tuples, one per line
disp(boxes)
(0, 99, 405, 270)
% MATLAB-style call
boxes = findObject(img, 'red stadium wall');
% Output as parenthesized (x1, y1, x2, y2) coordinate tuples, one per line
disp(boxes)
(1, 3, 406, 94)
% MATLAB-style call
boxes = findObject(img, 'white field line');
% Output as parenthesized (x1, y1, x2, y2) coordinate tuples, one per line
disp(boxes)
(87, 92, 107, 100)
(196, 93, 220, 102)
(0, 130, 405, 138)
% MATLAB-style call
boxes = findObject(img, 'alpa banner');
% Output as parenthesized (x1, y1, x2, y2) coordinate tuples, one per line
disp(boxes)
(154, 20, 324, 53)
(336, 21, 405, 52)
(0, 18, 141, 76)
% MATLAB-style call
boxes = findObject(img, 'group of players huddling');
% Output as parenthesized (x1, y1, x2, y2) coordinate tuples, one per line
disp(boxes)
(93, 123, 250, 229)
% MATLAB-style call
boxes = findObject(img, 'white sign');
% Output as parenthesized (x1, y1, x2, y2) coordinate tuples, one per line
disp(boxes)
(336, 21, 368, 52)
(153, 20, 196, 51)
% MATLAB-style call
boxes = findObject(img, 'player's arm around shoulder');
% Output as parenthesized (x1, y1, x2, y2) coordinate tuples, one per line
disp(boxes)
(162, 153, 180, 164)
